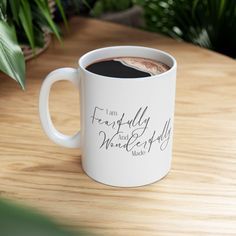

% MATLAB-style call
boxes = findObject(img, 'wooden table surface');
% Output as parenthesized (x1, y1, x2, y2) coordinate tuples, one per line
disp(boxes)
(1, 17, 236, 236)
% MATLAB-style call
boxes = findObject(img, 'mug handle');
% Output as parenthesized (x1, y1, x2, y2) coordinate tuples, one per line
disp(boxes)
(39, 68, 80, 148)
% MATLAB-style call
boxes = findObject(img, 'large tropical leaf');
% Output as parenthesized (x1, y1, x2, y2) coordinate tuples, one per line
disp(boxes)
(0, 0, 68, 90)
(0, 21, 25, 89)
(0, 198, 91, 236)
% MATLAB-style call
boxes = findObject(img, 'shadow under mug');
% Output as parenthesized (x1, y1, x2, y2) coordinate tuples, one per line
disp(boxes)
(39, 46, 177, 187)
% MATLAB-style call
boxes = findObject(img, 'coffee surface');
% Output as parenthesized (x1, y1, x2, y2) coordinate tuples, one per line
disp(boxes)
(86, 57, 170, 78)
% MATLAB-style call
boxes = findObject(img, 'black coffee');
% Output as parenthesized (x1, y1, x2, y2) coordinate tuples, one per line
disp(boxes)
(86, 57, 170, 78)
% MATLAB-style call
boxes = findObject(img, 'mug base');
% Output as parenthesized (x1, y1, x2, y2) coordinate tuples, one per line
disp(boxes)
(82, 166, 171, 188)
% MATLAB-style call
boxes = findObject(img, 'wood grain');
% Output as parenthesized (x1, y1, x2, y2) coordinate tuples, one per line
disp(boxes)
(1, 17, 236, 236)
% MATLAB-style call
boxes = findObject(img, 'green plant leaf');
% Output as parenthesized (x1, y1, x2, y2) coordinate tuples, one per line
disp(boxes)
(90, 0, 132, 16)
(0, 198, 92, 236)
(90, 1, 104, 17)
(81, 0, 92, 11)
(34, 26, 45, 47)
(0, 0, 7, 20)
(55, 0, 68, 29)
(19, 0, 35, 49)
(0, 21, 25, 89)
(218, 0, 226, 19)
(9, 0, 21, 24)
(35, 0, 61, 41)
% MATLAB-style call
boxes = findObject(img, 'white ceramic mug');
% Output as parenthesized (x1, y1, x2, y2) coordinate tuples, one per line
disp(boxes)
(39, 46, 177, 187)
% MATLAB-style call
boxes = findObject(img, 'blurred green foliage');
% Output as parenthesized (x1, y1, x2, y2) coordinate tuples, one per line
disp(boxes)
(136, 0, 236, 58)
(91, 0, 133, 17)
(0, 198, 92, 236)
(57, 0, 93, 17)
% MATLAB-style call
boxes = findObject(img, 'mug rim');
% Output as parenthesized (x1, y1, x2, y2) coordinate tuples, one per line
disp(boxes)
(78, 46, 177, 80)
